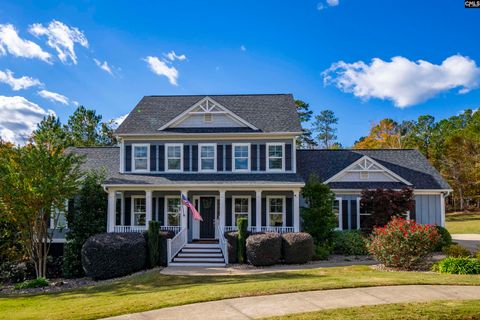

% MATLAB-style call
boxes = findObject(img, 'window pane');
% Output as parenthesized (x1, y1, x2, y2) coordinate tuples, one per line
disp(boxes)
(269, 214, 283, 226)
(269, 158, 282, 169)
(168, 159, 181, 170)
(135, 158, 148, 170)
(333, 200, 340, 227)
(134, 146, 147, 158)
(167, 198, 180, 213)
(234, 213, 248, 226)
(234, 146, 248, 157)
(168, 213, 180, 226)
(134, 198, 146, 212)
(269, 198, 283, 213)
(235, 158, 248, 170)
(134, 213, 146, 226)
(201, 159, 214, 170)
(234, 198, 249, 214)
(268, 145, 282, 157)
(167, 146, 181, 158)
(201, 146, 214, 157)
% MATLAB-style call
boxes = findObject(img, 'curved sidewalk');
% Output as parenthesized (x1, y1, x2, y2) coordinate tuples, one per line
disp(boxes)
(105, 285, 480, 320)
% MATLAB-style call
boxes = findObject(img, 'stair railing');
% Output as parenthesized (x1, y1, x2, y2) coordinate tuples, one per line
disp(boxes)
(167, 227, 187, 266)
(217, 224, 229, 265)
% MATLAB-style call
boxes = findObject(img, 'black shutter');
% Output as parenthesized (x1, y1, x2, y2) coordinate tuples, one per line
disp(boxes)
(342, 200, 349, 230)
(226, 197, 232, 226)
(152, 197, 157, 221)
(350, 200, 358, 230)
(251, 197, 256, 227)
(286, 197, 293, 227)
(259, 144, 266, 171)
(158, 145, 165, 171)
(225, 144, 232, 171)
(124, 197, 131, 226)
(183, 145, 190, 171)
(261, 198, 267, 226)
(410, 199, 416, 221)
(125, 145, 132, 172)
(217, 145, 223, 171)
(116, 198, 122, 225)
(150, 145, 157, 171)
(158, 197, 165, 225)
(192, 145, 198, 171)
(251, 144, 257, 171)
(285, 144, 292, 171)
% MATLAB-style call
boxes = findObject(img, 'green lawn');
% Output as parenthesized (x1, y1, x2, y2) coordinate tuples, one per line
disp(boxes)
(446, 212, 480, 234)
(2, 265, 480, 320)
(264, 299, 480, 320)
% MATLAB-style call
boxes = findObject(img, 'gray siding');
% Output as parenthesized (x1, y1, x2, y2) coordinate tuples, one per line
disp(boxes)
(415, 195, 442, 225)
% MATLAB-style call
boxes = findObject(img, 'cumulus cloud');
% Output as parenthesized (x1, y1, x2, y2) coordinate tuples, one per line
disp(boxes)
(164, 50, 186, 62)
(110, 113, 129, 128)
(37, 89, 69, 105)
(144, 56, 179, 85)
(0, 24, 51, 62)
(0, 69, 42, 90)
(240, 45, 246, 52)
(317, 0, 339, 10)
(29, 20, 88, 64)
(93, 58, 113, 75)
(0, 95, 54, 144)
(327, 0, 339, 6)
(323, 55, 480, 108)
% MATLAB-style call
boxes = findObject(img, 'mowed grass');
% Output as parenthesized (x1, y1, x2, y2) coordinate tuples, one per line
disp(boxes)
(2, 265, 480, 320)
(446, 212, 480, 234)
(264, 299, 480, 320)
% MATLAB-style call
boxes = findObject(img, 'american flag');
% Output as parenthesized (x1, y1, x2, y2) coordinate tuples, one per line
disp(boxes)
(181, 194, 203, 221)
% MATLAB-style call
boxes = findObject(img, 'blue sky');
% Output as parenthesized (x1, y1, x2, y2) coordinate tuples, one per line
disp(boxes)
(0, 0, 479, 146)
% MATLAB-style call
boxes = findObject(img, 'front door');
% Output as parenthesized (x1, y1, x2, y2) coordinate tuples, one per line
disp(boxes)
(199, 197, 216, 238)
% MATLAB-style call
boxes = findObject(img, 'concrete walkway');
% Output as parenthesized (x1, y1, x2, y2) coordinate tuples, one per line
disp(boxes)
(452, 234, 480, 253)
(105, 285, 480, 320)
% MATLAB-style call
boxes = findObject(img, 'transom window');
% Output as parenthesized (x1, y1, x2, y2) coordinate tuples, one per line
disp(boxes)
(199, 144, 216, 171)
(333, 198, 342, 230)
(166, 197, 181, 226)
(267, 143, 284, 171)
(133, 144, 149, 171)
(268, 197, 285, 227)
(166, 144, 183, 171)
(233, 197, 250, 226)
(133, 197, 146, 226)
(233, 144, 250, 171)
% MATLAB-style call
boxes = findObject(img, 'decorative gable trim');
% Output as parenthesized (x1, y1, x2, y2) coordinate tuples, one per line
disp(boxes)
(323, 155, 412, 186)
(158, 96, 259, 131)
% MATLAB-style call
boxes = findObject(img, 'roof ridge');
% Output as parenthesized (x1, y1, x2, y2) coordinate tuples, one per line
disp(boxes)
(145, 93, 292, 97)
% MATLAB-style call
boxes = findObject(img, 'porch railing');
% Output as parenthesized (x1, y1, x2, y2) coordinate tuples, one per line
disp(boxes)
(113, 225, 146, 233)
(224, 226, 295, 233)
(167, 227, 187, 265)
(160, 226, 181, 234)
(217, 224, 229, 264)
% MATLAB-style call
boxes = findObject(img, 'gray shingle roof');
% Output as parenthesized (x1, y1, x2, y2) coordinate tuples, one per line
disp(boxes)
(115, 94, 302, 135)
(297, 149, 451, 190)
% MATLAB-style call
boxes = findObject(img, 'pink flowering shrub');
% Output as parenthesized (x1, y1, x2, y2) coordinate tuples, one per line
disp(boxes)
(367, 217, 440, 270)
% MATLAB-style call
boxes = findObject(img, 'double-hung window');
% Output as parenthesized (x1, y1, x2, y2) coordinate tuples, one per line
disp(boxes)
(267, 143, 284, 171)
(133, 144, 149, 172)
(199, 143, 216, 171)
(332, 198, 342, 230)
(267, 196, 285, 227)
(358, 198, 372, 230)
(165, 144, 183, 171)
(166, 197, 181, 226)
(233, 197, 250, 226)
(132, 197, 146, 226)
(233, 143, 250, 171)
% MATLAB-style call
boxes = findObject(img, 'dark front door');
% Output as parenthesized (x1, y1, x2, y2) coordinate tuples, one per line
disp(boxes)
(199, 197, 216, 238)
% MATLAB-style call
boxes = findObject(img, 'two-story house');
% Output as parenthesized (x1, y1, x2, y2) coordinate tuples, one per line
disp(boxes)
(68, 94, 451, 266)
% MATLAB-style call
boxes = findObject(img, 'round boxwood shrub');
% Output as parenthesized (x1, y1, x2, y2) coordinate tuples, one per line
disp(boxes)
(246, 232, 281, 266)
(434, 226, 452, 251)
(81, 233, 147, 280)
(333, 230, 369, 256)
(281, 232, 314, 264)
(225, 231, 239, 264)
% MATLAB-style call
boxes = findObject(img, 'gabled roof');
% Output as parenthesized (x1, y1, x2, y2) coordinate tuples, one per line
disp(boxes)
(297, 149, 451, 190)
(115, 94, 302, 135)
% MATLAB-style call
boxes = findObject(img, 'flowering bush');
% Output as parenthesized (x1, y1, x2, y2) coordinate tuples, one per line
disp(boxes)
(367, 217, 440, 270)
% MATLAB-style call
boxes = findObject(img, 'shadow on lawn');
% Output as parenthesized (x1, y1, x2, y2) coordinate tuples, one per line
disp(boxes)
(446, 212, 480, 222)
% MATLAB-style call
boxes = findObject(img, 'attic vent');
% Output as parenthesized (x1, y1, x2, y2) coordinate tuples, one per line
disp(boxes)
(360, 172, 369, 180)
(204, 113, 213, 122)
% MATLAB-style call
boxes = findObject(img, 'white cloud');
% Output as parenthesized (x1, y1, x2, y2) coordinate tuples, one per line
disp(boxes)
(317, 0, 339, 10)
(323, 55, 480, 108)
(327, 0, 339, 6)
(0, 95, 54, 144)
(29, 20, 88, 64)
(165, 50, 186, 62)
(0, 24, 51, 63)
(110, 113, 129, 128)
(93, 58, 113, 75)
(0, 69, 42, 91)
(37, 89, 69, 105)
(240, 45, 246, 52)
(144, 56, 179, 85)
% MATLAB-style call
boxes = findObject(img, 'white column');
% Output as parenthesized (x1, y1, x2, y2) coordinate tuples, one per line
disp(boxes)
(145, 190, 152, 229)
(121, 192, 125, 226)
(440, 193, 446, 227)
(219, 190, 226, 228)
(256, 190, 262, 232)
(107, 189, 116, 232)
(180, 190, 189, 229)
(293, 189, 300, 232)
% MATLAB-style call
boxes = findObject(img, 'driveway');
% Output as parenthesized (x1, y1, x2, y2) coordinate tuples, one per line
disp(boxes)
(452, 234, 480, 253)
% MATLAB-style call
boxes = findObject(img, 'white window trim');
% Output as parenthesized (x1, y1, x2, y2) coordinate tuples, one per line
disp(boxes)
(266, 142, 285, 172)
(131, 196, 146, 226)
(334, 197, 342, 230)
(357, 197, 375, 230)
(232, 196, 251, 227)
(266, 196, 286, 227)
(132, 143, 150, 173)
(198, 143, 217, 172)
(164, 196, 181, 226)
(165, 143, 184, 172)
(232, 143, 251, 172)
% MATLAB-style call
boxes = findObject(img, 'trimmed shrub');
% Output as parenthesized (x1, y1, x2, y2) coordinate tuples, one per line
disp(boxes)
(314, 244, 331, 260)
(81, 233, 147, 280)
(367, 217, 440, 270)
(434, 226, 453, 251)
(14, 277, 48, 290)
(442, 244, 471, 258)
(433, 257, 480, 274)
(246, 233, 281, 266)
(225, 231, 238, 264)
(281, 233, 314, 264)
(333, 230, 369, 256)
(159, 230, 175, 267)
(237, 217, 248, 264)
(147, 221, 161, 268)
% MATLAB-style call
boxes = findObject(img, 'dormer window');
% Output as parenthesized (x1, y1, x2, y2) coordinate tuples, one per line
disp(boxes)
(132, 144, 149, 172)
(204, 113, 212, 122)
(165, 144, 183, 172)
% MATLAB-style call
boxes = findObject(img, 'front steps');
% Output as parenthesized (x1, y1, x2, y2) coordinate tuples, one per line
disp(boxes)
(169, 242, 226, 267)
